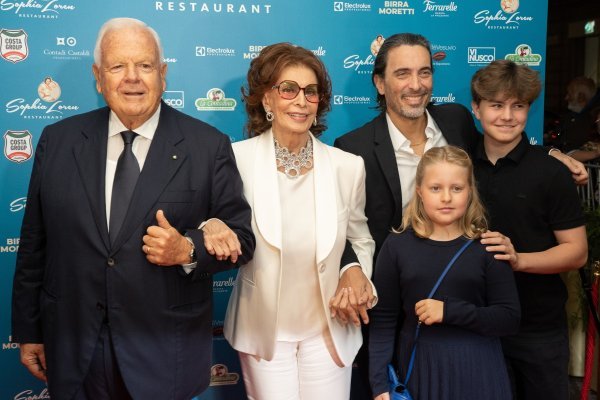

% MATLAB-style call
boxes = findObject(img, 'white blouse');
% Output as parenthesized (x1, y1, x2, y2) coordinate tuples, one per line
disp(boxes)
(276, 169, 327, 341)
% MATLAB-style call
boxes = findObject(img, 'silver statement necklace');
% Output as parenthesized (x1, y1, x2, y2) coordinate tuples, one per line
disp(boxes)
(274, 137, 313, 179)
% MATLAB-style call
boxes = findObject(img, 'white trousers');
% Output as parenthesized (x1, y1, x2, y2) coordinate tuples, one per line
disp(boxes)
(239, 332, 352, 400)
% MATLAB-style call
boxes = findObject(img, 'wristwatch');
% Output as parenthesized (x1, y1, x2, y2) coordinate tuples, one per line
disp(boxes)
(185, 236, 197, 264)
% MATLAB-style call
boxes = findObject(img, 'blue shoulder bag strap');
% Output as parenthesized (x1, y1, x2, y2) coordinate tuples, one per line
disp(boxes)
(402, 239, 474, 387)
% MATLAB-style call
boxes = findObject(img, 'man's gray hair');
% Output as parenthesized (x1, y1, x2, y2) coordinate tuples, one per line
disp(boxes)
(93, 17, 164, 66)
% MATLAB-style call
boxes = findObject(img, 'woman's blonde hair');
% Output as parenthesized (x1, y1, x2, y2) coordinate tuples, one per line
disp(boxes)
(398, 145, 487, 239)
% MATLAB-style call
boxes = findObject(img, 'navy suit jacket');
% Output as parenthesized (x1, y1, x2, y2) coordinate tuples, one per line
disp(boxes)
(335, 103, 479, 257)
(12, 103, 254, 400)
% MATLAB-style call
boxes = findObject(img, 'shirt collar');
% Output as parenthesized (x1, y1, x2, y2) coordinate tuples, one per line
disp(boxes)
(386, 109, 440, 151)
(474, 131, 529, 164)
(108, 103, 161, 140)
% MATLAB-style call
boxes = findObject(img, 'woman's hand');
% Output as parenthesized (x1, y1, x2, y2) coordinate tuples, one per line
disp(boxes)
(415, 299, 444, 325)
(374, 393, 390, 400)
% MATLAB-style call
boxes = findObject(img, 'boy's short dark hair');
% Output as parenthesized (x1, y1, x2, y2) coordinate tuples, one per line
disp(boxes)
(471, 60, 542, 105)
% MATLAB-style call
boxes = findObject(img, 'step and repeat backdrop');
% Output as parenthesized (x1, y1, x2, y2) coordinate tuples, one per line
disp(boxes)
(1, 1, 547, 398)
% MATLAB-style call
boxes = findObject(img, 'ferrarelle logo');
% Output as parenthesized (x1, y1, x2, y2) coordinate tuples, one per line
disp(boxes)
(0, 0, 75, 16)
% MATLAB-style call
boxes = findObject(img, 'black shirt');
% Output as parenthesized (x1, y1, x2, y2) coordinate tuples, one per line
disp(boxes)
(474, 133, 585, 336)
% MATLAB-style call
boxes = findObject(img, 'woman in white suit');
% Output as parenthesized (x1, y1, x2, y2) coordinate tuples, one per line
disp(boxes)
(224, 43, 375, 399)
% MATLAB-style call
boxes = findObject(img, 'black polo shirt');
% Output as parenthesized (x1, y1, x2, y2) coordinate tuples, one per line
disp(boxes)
(474, 133, 585, 337)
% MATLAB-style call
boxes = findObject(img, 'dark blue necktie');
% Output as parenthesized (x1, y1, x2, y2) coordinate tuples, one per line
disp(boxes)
(109, 130, 140, 244)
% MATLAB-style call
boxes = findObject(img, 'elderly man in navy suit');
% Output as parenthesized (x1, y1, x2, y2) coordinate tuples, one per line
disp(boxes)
(12, 17, 254, 400)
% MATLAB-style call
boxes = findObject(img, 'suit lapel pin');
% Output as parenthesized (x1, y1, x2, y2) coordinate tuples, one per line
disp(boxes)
(172, 155, 178, 160)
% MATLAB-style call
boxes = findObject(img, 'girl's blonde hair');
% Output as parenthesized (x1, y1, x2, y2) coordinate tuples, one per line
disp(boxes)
(398, 145, 487, 239)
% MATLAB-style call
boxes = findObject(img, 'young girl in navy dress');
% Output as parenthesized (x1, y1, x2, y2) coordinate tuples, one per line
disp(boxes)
(369, 145, 520, 400)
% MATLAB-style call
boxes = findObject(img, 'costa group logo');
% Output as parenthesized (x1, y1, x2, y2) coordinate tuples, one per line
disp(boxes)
(467, 47, 495, 65)
(4, 130, 32, 163)
(209, 364, 240, 386)
(6, 78, 79, 120)
(154, 2, 272, 14)
(0, 0, 76, 19)
(378, 1, 414, 15)
(0, 29, 28, 63)
(423, 0, 457, 17)
(473, 0, 533, 30)
(505, 44, 542, 66)
(195, 45, 235, 57)
(163, 91, 185, 109)
(333, 94, 371, 105)
(195, 88, 237, 111)
(333, 2, 372, 12)
(10, 197, 27, 212)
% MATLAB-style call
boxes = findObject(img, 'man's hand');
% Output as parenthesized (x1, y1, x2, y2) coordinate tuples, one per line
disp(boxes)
(550, 150, 589, 185)
(480, 230, 519, 270)
(20, 343, 47, 382)
(329, 266, 374, 326)
(374, 393, 391, 400)
(202, 219, 242, 263)
(415, 299, 443, 325)
(143, 210, 190, 266)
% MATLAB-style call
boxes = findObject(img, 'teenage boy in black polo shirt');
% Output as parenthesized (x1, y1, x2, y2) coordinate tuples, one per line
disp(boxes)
(471, 60, 588, 400)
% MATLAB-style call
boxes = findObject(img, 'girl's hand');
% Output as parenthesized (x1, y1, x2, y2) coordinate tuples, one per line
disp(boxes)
(415, 299, 444, 325)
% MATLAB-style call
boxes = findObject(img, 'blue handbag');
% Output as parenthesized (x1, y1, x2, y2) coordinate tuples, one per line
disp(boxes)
(387, 239, 474, 400)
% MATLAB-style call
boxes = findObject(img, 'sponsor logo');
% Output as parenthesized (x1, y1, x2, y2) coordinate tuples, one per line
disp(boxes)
(155, 2, 272, 14)
(3, 335, 19, 349)
(333, 94, 371, 105)
(209, 364, 240, 386)
(37, 77, 61, 102)
(422, 0, 457, 17)
(10, 197, 26, 212)
(56, 36, 76, 46)
(467, 47, 495, 65)
(431, 44, 456, 66)
(343, 38, 377, 75)
(500, 0, 519, 13)
(4, 130, 32, 163)
(333, 2, 371, 12)
(163, 91, 185, 109)
(0, 239, 19, 254)
(0, 29, 28, 63)
(46, 36, 89, 60)
(378, 1, 414, 15)
(6, 78, 79, 120)
(195, 88, 236, 111)
(505, 44, 541, 66)
(195, 45, 235, 57)
(529, 136, 538, 145)
(431, 92, 456, 104)
(13, 388, 50, 400)
(473, 0, 532, 30)
(0, 0, 76, 19)
(213, 276, 235, 294)
(243, 44, 266, 59)
(163, 57, 177, 63)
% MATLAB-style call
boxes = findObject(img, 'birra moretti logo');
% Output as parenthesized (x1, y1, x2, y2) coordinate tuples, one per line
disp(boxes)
(4, 130, 32, 163)
(0, 29, 28, 63)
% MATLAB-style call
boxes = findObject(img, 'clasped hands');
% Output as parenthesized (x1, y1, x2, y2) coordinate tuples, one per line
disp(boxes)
(143, 210, 241, 266)
(329, 266, 375, 327)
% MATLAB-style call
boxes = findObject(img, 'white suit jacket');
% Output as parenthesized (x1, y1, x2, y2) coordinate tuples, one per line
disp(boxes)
(224, 129, 375, 366)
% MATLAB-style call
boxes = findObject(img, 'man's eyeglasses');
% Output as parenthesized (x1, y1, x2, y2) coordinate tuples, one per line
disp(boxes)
(271, 80, 321, 103)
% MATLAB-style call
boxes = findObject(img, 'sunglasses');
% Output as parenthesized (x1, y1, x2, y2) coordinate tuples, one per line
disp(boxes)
(271, 80, 321, 103)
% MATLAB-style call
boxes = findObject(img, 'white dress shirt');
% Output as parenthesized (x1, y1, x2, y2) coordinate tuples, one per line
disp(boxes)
(386, 110, 448, 211)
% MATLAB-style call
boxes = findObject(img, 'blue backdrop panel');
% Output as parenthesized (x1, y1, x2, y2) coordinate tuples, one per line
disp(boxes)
(0, 1, 547, 398)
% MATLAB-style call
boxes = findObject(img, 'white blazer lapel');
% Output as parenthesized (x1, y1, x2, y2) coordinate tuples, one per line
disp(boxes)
(312, 134, 337, 264)
(253, 130, 282, 250)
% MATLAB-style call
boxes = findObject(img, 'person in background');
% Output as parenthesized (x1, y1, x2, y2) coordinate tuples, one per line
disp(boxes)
(12, 17, 254, 400)
(370, 145, 520, 400)
(223, 42, 375, 400)
(560, 76, 600, 152)
(472, 60, 588, 400)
